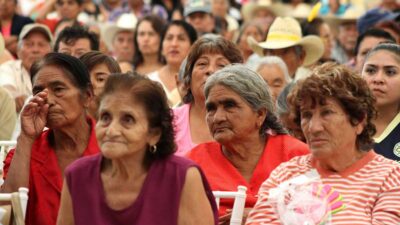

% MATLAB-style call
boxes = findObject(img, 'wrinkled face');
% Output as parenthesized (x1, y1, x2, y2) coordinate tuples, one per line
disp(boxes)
(300, 98, 363, 159)
(58, 38, 92, 58)
(18, 32, 52, 71)
(136, 20, 160, 56)
(162, 25, 191, 66)
(319, 23, 333, 59)
(355, 37, 390, 72)
(206, 84, 266, 145)
(190, 53, 230, 102)
(257, 65, 288, 102)
(337, 22, 358, 53)
(32, 65, 89, 129)
(264, 46, 304, 78)
(113, 30, 134, 62)
(96, 91, 160, 160)
(90, 63, 111, 97)
(362, 50, 400, 108)
(56, 0, 82, 19)
(0, 0, 15, 18)
(239, 25, 263, 53)
(186, 12, 214, 35)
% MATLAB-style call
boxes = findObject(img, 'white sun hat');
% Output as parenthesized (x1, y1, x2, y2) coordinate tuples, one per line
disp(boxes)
(102, 13, 138, 51)
(241, 0, 287, 22)
(248, 17, 324, 66)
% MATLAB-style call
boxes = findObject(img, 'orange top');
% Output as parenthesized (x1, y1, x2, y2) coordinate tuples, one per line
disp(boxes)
(187, 134, 309, 214)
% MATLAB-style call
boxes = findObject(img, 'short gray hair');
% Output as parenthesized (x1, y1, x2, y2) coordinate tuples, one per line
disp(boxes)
(254, 56, 292, 83)
(204, 64, 287, 135)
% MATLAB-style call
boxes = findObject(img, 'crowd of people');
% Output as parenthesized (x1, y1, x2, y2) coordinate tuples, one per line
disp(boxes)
(0, 0, 399, 224)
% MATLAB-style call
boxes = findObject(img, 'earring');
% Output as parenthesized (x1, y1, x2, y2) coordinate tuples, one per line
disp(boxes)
(150, 145, 157, 154)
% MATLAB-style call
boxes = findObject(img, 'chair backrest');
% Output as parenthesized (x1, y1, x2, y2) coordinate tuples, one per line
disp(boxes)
(0, 187, 29, 225)
(213, 186, 247, 225)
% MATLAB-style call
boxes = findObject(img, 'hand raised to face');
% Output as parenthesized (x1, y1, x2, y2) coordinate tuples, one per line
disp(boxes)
(20, 90, 49, 140)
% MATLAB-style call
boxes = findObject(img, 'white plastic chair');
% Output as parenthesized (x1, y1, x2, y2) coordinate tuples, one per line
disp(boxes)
(0, 187, 29, 225)
(213, 186, 247, 225)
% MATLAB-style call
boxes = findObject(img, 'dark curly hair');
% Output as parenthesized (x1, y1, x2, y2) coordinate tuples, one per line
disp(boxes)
(99, 73, 176, 164)
(287, 62, 377, 151)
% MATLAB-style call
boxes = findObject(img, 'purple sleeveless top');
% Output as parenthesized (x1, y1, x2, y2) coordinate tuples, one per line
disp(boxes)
(65, 154, 218, 225)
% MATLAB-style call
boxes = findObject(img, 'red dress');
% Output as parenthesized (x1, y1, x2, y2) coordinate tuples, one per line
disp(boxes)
(187, 134, 309, 214)
(3, 118, 100, 225)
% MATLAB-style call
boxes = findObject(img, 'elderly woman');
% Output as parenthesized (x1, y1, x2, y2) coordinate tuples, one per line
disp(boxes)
(246, 62, 400, 224)
(79, 51, 121, 119)
(187, 64, 309, 224)
(2, 53, 99, 225)
(148, 20, 197, 106)
(173, 34, 244, 156)
(57, 73, 217, 225)
(362, 43, 400, 161)
(254, 56, 291, 103)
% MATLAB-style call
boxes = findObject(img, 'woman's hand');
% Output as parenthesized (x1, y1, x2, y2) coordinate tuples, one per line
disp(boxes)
(20, 91, 49, 140)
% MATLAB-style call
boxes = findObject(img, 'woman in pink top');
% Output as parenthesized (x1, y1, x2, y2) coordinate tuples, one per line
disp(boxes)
(246, 63, 400, 224)
(173, 34, 243, 156)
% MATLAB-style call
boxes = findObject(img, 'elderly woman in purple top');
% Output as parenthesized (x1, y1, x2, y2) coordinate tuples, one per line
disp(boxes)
(57, 73, 217, 225)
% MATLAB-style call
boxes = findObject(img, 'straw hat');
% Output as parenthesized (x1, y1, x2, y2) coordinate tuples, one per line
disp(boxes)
(102, 13, 137, 51)
(0, 33, 4, 56)
(322, 6, 365, 30)
(248, 17, 324, 66)
(241, 0, 286, 22)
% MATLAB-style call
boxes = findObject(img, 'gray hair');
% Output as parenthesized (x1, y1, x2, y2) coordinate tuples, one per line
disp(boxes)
(254, 56, 292, 83)
(204, 64, 287, 135)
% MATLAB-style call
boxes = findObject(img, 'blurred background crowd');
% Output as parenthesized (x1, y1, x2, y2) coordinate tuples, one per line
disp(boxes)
(0, 0, 399, 224)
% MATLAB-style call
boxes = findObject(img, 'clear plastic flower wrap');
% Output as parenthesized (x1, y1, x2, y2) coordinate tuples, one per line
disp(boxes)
(268, 170, 345, 225)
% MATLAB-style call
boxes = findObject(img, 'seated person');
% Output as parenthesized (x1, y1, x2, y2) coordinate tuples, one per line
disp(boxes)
(173, 34, 243, 156)
(0, 0, 33, 56)
(362, 43, 400, 161)
(57, 73, 217, 225)
(2, 53, 100, 225)
(246, 62, 400, 224)
(187, 64, 309, 224)
(0, 24, 52, 113)
(79, 51, 121, 119)
(54, 25, 99, 58)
